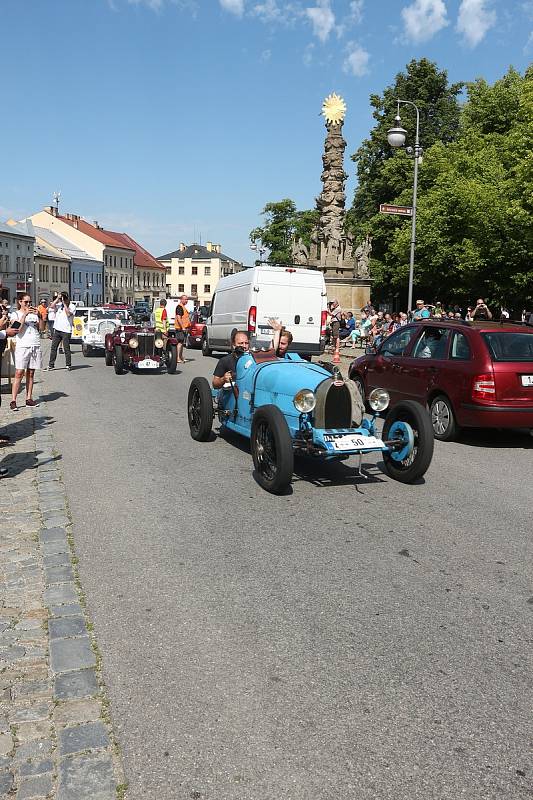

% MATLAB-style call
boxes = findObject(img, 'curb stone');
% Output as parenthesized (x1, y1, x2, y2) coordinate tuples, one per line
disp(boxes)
(0, 389, 126, 798)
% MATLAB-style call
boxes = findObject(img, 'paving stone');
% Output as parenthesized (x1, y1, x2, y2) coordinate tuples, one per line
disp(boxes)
(44, 564, 74, 585)
(49, 603, 83, 618)
(12, 681, 52, 701)
(14, 620, 42, 632)
(42, 515, 69, 528)
(43, 584, 78, 607)
(43, 553, 70, 568)
(13, 740, 52, 762)
(58, 722, 109, 756)
(9, 704, 50, 724)
(39, 527, 68, 544)
(41, 540, 69, 557)
(15, 721, 52, 743)
(37, 471, 60, 483)
(53, 699, 101, 727)
(54, 670, 98, 701)
(50, 637, 95, 674)
(0, 769, 14, 794)
(49, 617, 86, 641)
(16, 772, 53, 798)
(0, 733, 13, 757)
(0, 646, 26, 662)
(19, 758, 53, 777)
(57, 751, 115, 799)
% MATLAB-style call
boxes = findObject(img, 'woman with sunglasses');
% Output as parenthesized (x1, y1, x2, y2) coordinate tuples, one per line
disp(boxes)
(8, 294, 42, 410)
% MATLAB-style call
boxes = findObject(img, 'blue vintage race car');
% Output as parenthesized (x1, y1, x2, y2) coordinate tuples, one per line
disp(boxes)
(187, 351, 434, 493)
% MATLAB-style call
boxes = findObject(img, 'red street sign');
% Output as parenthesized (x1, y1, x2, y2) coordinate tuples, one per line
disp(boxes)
(16, 282, 27, 290)
(379, 203, 413, 216)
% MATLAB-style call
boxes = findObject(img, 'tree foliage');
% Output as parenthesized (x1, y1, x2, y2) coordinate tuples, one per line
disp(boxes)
(349, 63, 533, 310)
(250, 200, 318, 265)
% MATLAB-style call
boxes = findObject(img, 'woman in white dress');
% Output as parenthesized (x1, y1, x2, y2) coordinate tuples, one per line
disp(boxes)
(9, 293, 42, 410)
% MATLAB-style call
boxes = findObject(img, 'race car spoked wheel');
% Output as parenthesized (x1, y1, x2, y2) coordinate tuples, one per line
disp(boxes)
(188, 377, 214, 441)
(105, 348, 113, 367)
(114, 345, 125, 375)
(382, 400, 434, 484)
(166, 344, 178, 374)
(251, 405, 294, 494)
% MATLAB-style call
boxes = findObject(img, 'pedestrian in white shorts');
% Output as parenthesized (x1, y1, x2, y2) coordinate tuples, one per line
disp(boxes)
(8, 293, 42, 410)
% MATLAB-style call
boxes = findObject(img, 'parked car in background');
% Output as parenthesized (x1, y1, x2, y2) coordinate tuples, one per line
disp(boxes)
(82, 307, 128, 356)
(71, 306, 89, 344)
(186, 306, 210, 349)
(349, 319, 533, 441)
(131, 301, 151, 323)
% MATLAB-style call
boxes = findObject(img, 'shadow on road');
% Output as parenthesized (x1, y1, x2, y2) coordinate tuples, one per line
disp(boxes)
(38, 391, 68, 403)
(458, 428, 533, 449)
(1, 449, 61, 478)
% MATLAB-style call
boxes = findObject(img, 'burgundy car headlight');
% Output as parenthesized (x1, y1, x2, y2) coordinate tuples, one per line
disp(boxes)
(154, 337, 164, 348)
(128, 337, 139, 349)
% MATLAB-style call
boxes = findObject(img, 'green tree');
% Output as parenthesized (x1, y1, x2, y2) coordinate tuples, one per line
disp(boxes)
(250, 200, 318, 265)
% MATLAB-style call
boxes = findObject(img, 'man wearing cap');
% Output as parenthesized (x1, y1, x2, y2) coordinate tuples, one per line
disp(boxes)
(327, 299, 343, 351)
(412, 300, 430, 320)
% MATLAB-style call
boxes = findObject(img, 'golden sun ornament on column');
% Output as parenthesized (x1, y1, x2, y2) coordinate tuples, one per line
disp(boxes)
(321, 93, 347, 125)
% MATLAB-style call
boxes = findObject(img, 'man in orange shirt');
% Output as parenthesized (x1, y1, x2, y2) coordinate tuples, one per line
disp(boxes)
(174, 294, 190, 364)
(37, 300, 48, 338)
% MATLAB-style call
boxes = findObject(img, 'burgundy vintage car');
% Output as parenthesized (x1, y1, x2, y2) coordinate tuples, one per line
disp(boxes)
(105, 322, 179, 374)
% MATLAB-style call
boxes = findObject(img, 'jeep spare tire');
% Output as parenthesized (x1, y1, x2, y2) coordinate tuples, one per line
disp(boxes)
(251, 405, 294, 494)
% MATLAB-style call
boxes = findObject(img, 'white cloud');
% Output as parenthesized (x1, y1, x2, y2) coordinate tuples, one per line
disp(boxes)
(306, 0, 335, 42)
(401, 0, 448, 42)
(260, 48, 272, 61)
(348, 0, 364, 25)
(220, 0, 245, 16)
(302, 42, 315, 66)
(523, 29, 533, 52)
(342, 42, 370, 76)
(127, 0, 165, 9)
(457, 0, 496, 46)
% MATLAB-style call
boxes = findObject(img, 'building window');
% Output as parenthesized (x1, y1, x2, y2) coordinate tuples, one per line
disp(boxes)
(191, 266, 198, 275)
(114, 256, 117, 267)
(205, 266, 210, 276)
(120, 257, 123, 268)
(204, 284, 210, 293)
(178, 283, 184, 293)
(178, 265, 184, 275)
(191, 284, 197, 295)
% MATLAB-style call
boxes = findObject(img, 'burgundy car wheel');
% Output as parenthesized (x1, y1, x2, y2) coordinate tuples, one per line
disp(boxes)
(430, 395, 458, 442)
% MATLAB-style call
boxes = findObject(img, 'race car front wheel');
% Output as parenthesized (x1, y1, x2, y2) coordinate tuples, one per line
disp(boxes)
(188, 377, 214, 441)
(382, 400, 434, 484)
(105, 348, 113, 367)
(251, 405, 293, 494)
(114, 346, 125, 375)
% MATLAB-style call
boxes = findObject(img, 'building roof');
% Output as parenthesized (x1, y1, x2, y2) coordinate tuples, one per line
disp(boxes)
(35, 239, 70, 262)
(104, 231, 165, 271)
(0, 219, 35, 239)
(33, 226, 99, 263)
(157, 243, 238, 262)
(55, 215, 133, 250)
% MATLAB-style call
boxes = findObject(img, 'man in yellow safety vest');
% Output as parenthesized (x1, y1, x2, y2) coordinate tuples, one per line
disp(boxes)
(154, 299, 169, 335)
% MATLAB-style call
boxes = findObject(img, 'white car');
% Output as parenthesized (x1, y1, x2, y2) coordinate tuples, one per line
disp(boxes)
(82, 308, 128, 356)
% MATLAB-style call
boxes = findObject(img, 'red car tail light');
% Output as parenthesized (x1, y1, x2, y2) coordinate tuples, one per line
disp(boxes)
(248, 305, 257, 334)
(321, 309, 327, 336)
(472, 373, 496, 400)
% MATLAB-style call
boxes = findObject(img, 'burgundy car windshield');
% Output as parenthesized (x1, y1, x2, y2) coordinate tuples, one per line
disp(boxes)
(481, 331, 533, 362)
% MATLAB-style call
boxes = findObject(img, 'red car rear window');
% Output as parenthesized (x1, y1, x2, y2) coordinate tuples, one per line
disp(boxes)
(481, 331, 533, 362)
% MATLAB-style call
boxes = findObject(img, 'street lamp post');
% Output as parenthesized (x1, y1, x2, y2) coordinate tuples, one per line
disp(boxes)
(250, 242, 266, 266)
(387, 99, 422, 313)
(25, 273, 34, 304)
(86, 282, 92, 306)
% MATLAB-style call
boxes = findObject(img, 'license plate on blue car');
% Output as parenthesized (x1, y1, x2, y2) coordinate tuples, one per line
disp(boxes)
(326, 434, 384, 451)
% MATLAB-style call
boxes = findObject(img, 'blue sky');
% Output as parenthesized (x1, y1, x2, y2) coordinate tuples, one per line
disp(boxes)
(1, 0, 531, 264)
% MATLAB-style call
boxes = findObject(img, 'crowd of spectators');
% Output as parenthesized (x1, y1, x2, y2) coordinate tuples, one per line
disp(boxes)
(327, 297, 527, 352)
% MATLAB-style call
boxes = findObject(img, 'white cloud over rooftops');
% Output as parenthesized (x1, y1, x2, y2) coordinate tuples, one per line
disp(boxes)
(342, 42, 370, 76)
(401, 0, 448, 42)
(306, 0, 336, 42)
(219, 0, 245, 16)
(457, 0, 496, 46)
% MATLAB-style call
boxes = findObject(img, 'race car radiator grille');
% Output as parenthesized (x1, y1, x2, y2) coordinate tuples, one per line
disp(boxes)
(137, 333, 155, 358)
(314, 380, 352, 429)
(98, 321, 116, 336)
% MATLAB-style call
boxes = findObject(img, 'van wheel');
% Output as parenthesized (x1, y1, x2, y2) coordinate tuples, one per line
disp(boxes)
(202, 336, 212, 357)
(188, 378, 213, 441)
(251, 405, 293, 494)
(430, 395, 458, 441)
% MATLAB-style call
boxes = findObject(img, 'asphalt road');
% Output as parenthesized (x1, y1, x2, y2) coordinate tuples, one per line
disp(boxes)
(36, 344, 532, 800)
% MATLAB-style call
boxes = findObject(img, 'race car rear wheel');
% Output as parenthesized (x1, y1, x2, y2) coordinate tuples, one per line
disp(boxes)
(105, 348, 113, 367)
(251, 405, 294, 494)
(188, 377, 214, 441)
(382, 400, 434, 484)
(114, 345, 125, 375)
(167, 344, 178, 374)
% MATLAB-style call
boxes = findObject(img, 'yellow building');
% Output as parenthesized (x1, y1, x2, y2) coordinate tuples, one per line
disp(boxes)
(158, 242, 242, 306)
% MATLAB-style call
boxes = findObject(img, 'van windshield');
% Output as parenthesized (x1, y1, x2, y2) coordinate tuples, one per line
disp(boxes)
(481, 331, 533, 362)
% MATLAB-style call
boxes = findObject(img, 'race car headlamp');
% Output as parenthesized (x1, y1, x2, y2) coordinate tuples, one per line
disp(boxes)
(128, 337, 139, 349)
(154, 338, 164, 348)
(368, 388, 390, 412)
(293, 389, 316, 413)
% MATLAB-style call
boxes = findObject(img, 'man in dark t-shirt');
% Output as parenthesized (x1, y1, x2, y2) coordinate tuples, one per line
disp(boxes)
(212, 330, 250, 389)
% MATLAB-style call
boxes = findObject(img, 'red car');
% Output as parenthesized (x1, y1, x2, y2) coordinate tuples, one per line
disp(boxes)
(349, 319, 533, 440)
(186, 307, 209, 349)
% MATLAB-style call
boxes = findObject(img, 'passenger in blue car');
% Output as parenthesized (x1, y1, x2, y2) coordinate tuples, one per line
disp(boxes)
(269, 318, 293, 358)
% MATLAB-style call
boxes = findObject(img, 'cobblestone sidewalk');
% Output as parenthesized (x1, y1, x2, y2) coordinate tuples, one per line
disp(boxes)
(0, 395, 125, 799)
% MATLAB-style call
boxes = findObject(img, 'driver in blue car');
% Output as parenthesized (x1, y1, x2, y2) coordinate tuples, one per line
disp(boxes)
(212, 330, 250, 389)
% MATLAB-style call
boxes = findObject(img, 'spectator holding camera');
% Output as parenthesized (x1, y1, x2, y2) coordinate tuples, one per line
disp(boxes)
(46, 292, 75, 371)
(471, 298, 492, 320)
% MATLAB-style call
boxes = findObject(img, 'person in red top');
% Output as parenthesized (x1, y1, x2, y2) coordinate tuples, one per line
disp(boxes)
(174, 294, 190, 364)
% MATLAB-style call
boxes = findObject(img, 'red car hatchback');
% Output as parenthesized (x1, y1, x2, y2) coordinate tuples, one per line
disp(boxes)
(349, 320, 533, 440)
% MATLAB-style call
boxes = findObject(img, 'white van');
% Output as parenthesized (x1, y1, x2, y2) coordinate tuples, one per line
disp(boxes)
(203, 265, 327, 356)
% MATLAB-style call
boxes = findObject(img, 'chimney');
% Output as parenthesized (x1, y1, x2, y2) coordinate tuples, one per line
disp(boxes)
(73, 218, 79, 229)
(206, 241, 212, 252)
(215, 244, 221, 253)
(179, 242, 186, 251)
(44, 206, 54, 215)
(93, 221, 99, 229)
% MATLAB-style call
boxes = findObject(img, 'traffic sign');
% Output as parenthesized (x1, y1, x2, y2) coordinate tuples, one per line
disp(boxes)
(379, 204, 413, 216)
